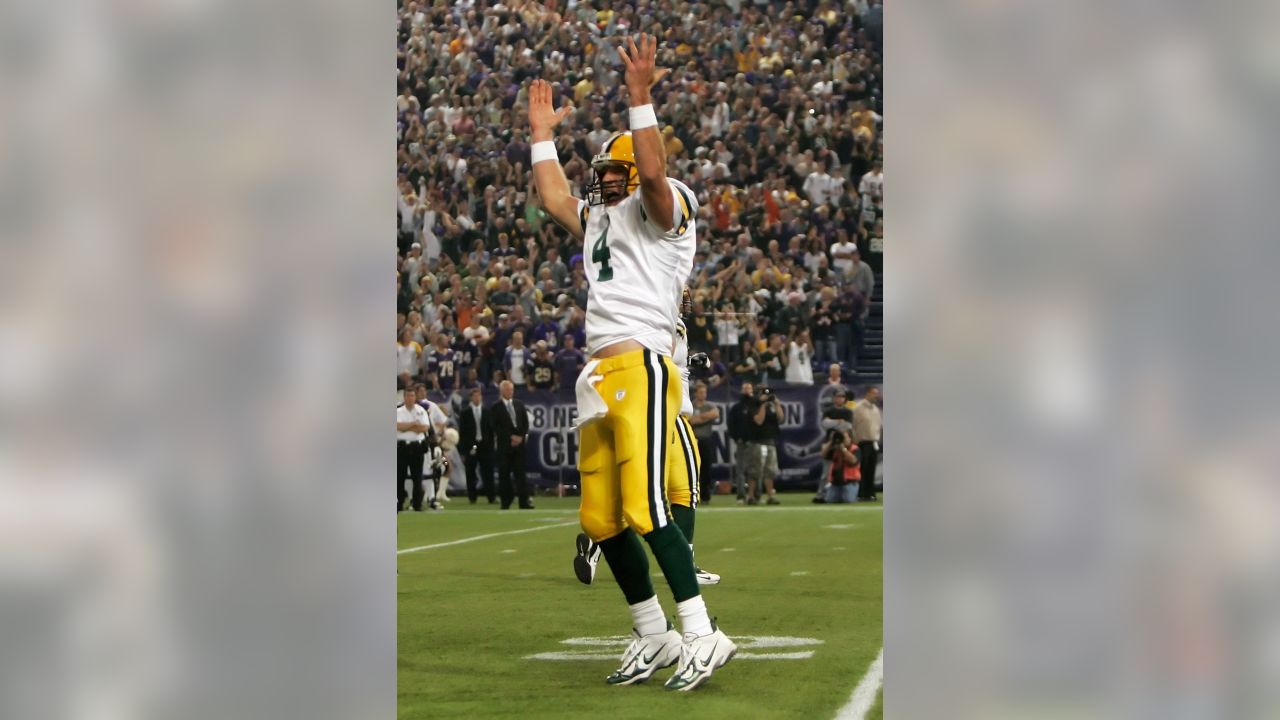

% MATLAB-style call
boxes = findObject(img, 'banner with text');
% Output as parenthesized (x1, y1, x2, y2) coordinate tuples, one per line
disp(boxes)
(458, 383, 864, 491)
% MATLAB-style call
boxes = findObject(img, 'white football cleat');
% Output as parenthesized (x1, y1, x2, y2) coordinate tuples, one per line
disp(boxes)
(663, 621, 737, 691)
(574, 533, 601, 585)
(694, 566, 721, 585)
(605, 623, 682, 686)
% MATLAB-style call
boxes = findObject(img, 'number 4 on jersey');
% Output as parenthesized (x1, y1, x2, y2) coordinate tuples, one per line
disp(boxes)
(592, 226, 613, 282)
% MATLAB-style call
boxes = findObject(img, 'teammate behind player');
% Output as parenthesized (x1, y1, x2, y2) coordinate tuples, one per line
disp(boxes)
(528, 34, 734, 691)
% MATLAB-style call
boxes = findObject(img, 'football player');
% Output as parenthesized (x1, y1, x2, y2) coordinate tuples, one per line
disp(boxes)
(528, 34, 735, 691)
(576, 289, 720, 586)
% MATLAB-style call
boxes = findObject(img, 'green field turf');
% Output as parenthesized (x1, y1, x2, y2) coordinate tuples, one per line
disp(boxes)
(398, 494, 882, 720)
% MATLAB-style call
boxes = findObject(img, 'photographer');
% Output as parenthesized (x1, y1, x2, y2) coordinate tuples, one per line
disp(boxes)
(727, 383, 756, 504)
(743, 385, 782, 505)
(820, 428, 861, 504)
(814, 387, 855, 503)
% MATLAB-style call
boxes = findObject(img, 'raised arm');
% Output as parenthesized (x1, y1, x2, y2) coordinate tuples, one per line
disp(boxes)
(618, 34, 675, 232)
(527, 79, 584, 240)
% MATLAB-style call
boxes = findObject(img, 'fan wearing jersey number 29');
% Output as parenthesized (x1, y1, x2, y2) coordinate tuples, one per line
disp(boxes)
(526, 33, 735, 692)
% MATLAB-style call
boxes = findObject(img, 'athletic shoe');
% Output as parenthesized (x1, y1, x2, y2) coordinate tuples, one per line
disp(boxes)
(664, 620, 737, 691)
(574, 533, 601, 585)
(694, 566, 721, 585)
(766, 495, 781, 505)
(605, 623, 682, 685)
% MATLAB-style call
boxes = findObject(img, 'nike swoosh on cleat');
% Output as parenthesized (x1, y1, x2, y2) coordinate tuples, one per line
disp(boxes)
(693, 642, 720, 672)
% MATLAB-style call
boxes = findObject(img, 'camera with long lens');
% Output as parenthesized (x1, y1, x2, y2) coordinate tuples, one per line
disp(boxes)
(752, 385, 777, 410)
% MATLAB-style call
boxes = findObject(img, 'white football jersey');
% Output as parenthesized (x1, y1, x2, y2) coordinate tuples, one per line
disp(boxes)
(672, 319, 694, 417)
(577, 178, 699, 357)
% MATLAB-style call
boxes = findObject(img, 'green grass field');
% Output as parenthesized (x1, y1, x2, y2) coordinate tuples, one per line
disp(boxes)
(398, 494, 882, 720)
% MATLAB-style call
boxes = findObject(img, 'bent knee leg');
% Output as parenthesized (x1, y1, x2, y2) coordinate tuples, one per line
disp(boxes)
(579, 491, 625, 542)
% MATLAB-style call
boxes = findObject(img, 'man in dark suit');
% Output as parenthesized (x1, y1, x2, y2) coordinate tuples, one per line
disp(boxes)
(490, 380, 533, 509)
(459, 386, 496, 504)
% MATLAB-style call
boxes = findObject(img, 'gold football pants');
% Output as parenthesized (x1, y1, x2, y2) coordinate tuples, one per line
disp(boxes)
(665, 415, 700, 509)
(577, 349, 682, 541)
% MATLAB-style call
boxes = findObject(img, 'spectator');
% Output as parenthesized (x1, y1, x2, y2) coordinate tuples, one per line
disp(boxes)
(850, 248, 876, 307)
(539, 246, 569, 289)
(503, 330, 530, 388)
(849, 249, 875, 367)
(853, 386, 883, 502)
(490, 380, 533, 510)
(687, 382, 720, 503)
(397, 328, 423, 388)
(826, 362, 845, 387)
(704, 348, 729, 388)
(586, 116, 610, 154)
(802, 160, 840, 208)
(403, 242, 425, 287)
(858, 160, 883, 228)
(528, 340, 556, 390)
(662, 126, 684, 158)
(425, 333, 458, 392)
(714, 302, 742, 364)
(811, 287, 839, 365)
(686, 302, 717, 354)
(727, 383, 756, 505)
(833, 284, 866, 373)
(831, 234, 860, 277)
(732, 341, 762, 386)
(554, 334, 586, 391)
(775, 291, 809, 337)
(490, 276, 517, 315)
(786, 329, 815, 385)
(459, 386, 496, 504)
(759, 335, 786, 383)
(405, 309, 428, 346)
(529, 304, 562, 350)
(453, 327, 480, 377)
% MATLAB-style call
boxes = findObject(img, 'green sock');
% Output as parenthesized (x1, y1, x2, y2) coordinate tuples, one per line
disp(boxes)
(598, 528, 655, 606)
(643, 524, 700, 603)
(671, 503, 695, 545)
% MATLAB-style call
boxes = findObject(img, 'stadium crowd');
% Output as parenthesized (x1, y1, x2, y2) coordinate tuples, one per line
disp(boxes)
(397, 0, 883, 407)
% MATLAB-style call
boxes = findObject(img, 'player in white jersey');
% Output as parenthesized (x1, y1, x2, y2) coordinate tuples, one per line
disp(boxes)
(527, 33, 733, 691)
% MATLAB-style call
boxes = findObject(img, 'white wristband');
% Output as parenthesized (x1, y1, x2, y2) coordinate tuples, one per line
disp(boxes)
(530, 141, 559, 165)
(628, 104, 658, 130)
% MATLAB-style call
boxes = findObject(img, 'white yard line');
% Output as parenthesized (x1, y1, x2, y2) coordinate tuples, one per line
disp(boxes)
(834, 647, 884, 720)
(397, 521, 577, 554)
(428, 505, 882, 516)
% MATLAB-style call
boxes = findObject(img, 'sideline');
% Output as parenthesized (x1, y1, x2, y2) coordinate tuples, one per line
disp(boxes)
(397, 521, 578, 554)
(414, 505, 884, 517)
(834, 647, 884, 720)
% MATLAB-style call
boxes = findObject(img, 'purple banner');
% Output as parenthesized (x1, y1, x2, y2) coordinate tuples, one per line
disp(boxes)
(447, 384, 860, 491)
